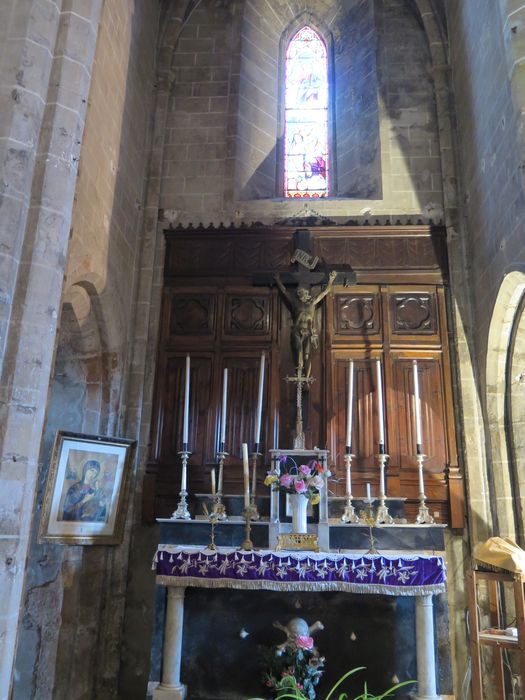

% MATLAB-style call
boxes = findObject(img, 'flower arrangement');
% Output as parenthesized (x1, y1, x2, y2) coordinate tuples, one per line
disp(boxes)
(264, 456, 328, 505)
(259, 634, 325, 700)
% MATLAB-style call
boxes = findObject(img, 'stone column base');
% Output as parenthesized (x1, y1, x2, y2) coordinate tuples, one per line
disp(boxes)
(152, 682, 187, 700)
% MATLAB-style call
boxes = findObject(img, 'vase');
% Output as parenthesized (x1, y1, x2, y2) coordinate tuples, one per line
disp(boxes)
(291, 493, 308, 534)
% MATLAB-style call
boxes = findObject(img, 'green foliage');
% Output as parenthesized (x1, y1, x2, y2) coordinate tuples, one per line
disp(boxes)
(249, 667, 415, 700)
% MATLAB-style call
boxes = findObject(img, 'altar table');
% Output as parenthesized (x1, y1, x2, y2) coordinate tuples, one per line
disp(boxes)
(152, 546, 446, 700)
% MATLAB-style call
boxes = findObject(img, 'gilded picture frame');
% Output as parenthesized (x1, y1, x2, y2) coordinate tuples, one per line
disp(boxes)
(39, 431, 136, 545)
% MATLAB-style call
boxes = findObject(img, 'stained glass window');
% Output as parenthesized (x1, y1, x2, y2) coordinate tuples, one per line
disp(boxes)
(284, 26, 329, 198)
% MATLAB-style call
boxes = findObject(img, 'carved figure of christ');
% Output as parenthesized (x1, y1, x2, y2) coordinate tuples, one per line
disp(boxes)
(274, 270, 337, 379)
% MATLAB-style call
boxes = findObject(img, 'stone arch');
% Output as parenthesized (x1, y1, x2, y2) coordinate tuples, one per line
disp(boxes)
(486, 269, 525, 541)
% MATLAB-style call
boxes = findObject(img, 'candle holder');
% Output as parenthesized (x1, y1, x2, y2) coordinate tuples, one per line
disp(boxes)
(250, 451, 262, 520)
(212, 450, 228, 520)
(240, 505, 258, 551)
(341, 452, 359, 523)
(202, 503, 219, 551)
(171, 450, 192, 520)
(415, 453, 434, 524)
(375, 452, 394, 524)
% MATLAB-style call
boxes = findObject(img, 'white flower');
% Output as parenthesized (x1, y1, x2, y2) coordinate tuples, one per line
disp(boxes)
(310, 475, 324, 490)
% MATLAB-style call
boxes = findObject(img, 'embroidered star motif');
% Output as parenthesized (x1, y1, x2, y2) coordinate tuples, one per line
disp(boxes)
(355, 567, 369, 581)
(396, 566, 415, 583)
(276, 565, 288, 579)
(198, 563, 209, 576)
(236, 563, 248, 576)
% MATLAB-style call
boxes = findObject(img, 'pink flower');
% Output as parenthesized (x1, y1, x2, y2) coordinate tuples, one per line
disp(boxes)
(280, 473, 293, 488)
(296, 635, 314, 650)
(294, 479, 307, 493)
(299, 464, 311, 475)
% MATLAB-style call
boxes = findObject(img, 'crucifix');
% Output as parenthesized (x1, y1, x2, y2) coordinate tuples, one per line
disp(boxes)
(256, 229, 356, 448)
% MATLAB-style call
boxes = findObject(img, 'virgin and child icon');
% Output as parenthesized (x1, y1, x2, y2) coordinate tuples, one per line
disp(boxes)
(60, 457, 110, 523)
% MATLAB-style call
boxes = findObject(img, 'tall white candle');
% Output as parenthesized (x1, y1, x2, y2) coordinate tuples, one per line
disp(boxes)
(242, 443, 250, 508)
(413, 360, 423, 450)
(254, 352, 265, 446)
(376, 359, 385, 448)
(366, 482, 371, 500)
(346, 360, 354, 449)
(418, 459, 425, 495)
(181, 460, 187, 493)
(182, 355, 190, 445)
(211, 468, 216, 496)
(220, 367, 228, 445)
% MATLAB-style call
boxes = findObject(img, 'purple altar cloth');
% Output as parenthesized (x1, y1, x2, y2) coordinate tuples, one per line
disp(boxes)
(154, 546, 446, 596)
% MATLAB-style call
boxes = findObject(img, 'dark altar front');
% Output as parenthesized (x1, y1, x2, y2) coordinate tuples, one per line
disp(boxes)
(147, 224, 460, 700)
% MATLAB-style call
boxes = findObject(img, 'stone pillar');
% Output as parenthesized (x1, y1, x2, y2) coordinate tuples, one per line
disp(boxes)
(153, 587, 187, 700)
(415, 595, 441, 700)
(0, 2, 102, 695)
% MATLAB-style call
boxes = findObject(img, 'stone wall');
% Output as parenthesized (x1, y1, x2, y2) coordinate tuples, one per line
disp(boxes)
(159, 0, 444, 226)
(446, 0, 525, 544)
(0, 2, 103, 696)
(10, 1, 159, 698)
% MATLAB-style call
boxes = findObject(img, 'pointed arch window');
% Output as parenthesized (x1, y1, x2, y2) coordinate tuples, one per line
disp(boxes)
(284, 26, 329, 198)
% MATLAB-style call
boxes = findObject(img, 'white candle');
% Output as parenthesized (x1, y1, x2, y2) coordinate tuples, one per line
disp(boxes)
(366, 482, 371, 500)
(254, 352, 265, 446)
(346, 360, 354, 449)
(345, 457, 352, 495)
(418, 459, 425, 495)
(182, 355, 190, 445)
(413, 360, 423, 450)
(242, 443, 250, 508)
(181, 461, 187, 493)
(211, 468, 216, 496)
(220, 367, 228, 445)
(376, 359, 385, 448)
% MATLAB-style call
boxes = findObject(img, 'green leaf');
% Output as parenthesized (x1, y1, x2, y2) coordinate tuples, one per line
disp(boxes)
(324, 667, 366, 700)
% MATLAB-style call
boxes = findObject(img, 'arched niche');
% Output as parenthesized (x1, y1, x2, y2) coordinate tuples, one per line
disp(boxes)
(486, 269, 525, 542)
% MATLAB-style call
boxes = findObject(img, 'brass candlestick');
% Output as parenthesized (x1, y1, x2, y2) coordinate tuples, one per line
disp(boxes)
(171, 450, 192, 520)
(213, 450, 228, 520)
(415, 453, 434, 524)
(341, 452, 359, 523)
(375, 452, 394, 524)
(202, 504, 219, 551)
(250, 451, 262, 520)
(240, 506, 257, 551)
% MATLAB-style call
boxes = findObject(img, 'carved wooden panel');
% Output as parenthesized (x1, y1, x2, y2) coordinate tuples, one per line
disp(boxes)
(155, 353, 214, 470)
(224, 294, 270, 337)
(167, 293, 216, 338)
(146, 225, 459, 523)
(390, 292, 438, 336)
(331, 357, 382, 478)
(388, 356, 447, 474)
(333, 292, 380, 337)
(217, 355, 270, 486)
(315, 231, 446, 273)
(165, 226, 447, 279)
